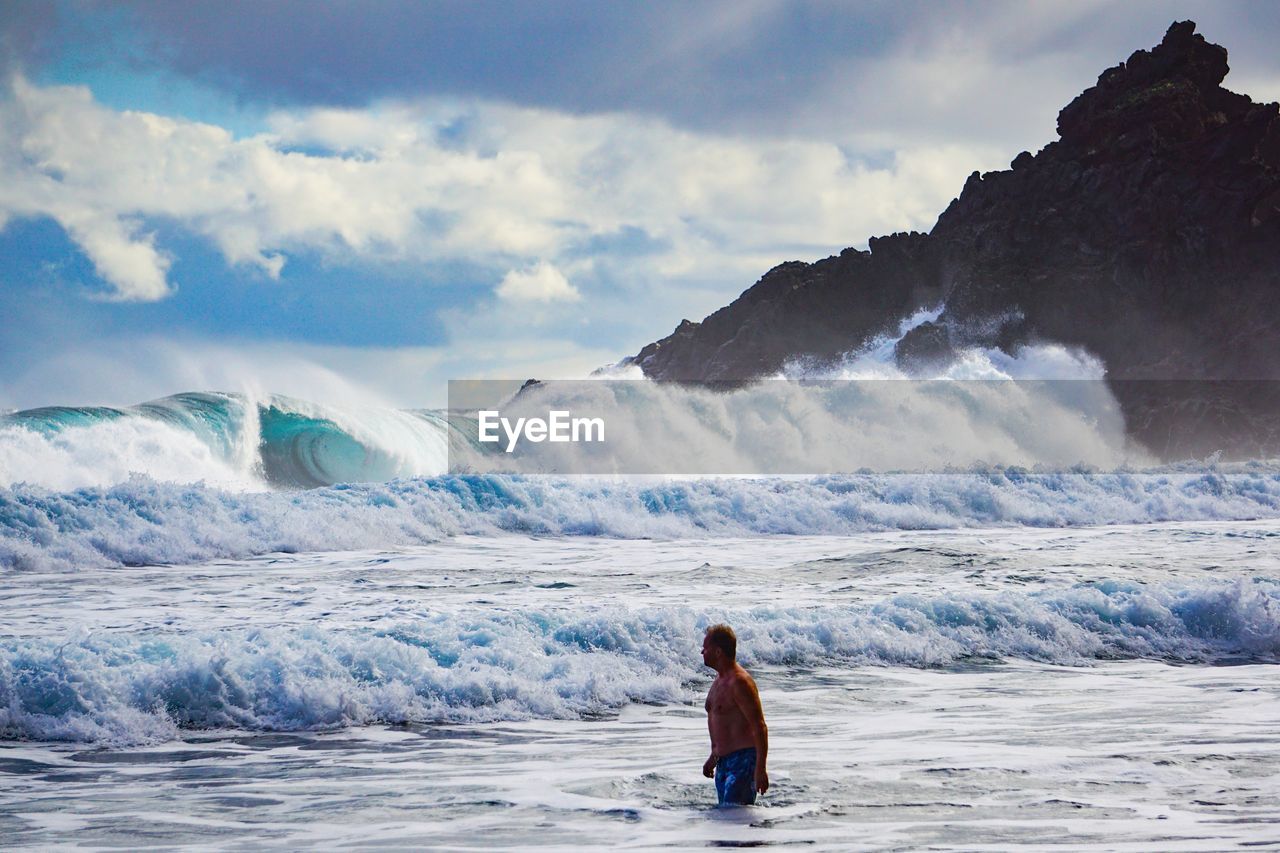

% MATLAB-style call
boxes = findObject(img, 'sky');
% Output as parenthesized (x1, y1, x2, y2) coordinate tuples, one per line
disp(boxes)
(1, 0, 1278, 409)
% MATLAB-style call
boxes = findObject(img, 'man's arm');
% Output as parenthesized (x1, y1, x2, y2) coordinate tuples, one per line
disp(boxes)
(704, 703, 717, 777)
(732, 676, 769, 794)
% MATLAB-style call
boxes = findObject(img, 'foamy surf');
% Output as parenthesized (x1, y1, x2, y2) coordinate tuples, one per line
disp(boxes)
(4, 465, 1280, 571)
(3, 573, 1277, 746)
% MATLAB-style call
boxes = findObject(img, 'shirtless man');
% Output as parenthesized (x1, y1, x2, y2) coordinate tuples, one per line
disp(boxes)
(701, 624, 769, 805)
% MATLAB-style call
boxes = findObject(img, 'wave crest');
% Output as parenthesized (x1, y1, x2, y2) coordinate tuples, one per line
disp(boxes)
(4, 466, 1280, 571)
(0, 393, 450, 490)
(4, 578, 1277, 745)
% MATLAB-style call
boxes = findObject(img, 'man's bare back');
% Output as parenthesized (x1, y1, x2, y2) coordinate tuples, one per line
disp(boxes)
(701, 625, 768, 805)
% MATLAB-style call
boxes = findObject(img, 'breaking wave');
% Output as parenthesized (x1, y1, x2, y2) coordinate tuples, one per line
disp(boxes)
(4, 465, 1280, 571)
(0, 314, 1136, 489)
(3, 578, 1277, 745)
(0, 392, 450, 490)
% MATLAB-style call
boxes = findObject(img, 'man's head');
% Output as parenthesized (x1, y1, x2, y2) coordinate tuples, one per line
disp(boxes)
(702, 623, 737, 669)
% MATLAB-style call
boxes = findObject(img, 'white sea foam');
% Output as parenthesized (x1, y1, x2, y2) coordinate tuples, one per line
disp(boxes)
(2, 578, 1276, 745)
(4, 466, 1280, 571)
(0, 393, 451, 491)
(0, 421, 259, 491)
(782, 304, 1107, 382)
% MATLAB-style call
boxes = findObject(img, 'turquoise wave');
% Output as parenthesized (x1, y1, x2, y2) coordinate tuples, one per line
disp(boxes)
(1, 392, 452, 488)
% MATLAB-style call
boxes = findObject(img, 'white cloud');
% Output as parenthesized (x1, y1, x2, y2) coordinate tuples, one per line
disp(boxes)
(3, 4, 1274, 411)
(0, 75, 999, 304)
(496, 262, 580, 303)
(61, 210, 173, 300)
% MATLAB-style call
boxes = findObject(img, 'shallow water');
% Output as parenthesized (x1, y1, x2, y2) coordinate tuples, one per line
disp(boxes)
(3, 522, 1280, 849)
(4, 662, 1279, 850)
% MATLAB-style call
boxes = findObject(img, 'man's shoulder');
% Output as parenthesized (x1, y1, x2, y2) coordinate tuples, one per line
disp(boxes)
(731, 665, 758, 689)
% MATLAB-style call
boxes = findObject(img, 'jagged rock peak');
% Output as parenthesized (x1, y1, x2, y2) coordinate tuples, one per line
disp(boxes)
(1056, 21, 1242, 147)
(624, 21, 1280, 457)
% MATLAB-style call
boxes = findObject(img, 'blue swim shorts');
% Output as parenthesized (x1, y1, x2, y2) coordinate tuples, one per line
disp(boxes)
(714, 747, 757, 806)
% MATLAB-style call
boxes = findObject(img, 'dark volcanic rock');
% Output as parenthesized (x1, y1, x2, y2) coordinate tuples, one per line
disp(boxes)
(629, 21, 1280, 459)
(893, 321, 955, 372)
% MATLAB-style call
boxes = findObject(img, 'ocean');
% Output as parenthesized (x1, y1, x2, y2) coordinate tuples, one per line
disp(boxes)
(2, 522, 1280, 849)
(4, 337, 1280, 849)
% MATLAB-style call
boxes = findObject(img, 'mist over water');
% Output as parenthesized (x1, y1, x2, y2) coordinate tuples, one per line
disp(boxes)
(3, 311, 1274, 572)
(0, 308, 1146, 489)
(465, 376, 1137, 475)
(480, 306, 1137, 474)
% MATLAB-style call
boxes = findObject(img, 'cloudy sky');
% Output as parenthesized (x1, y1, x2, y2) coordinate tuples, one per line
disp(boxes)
(1, 1, 1277, 408)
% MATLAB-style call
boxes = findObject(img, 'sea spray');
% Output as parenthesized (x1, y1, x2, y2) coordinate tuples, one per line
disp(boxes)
(0, 322, 1132, 489)
(450, 376, 1141, 475)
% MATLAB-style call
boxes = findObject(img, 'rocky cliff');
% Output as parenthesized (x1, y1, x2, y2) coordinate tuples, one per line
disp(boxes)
(628, 22, 1280, 459)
